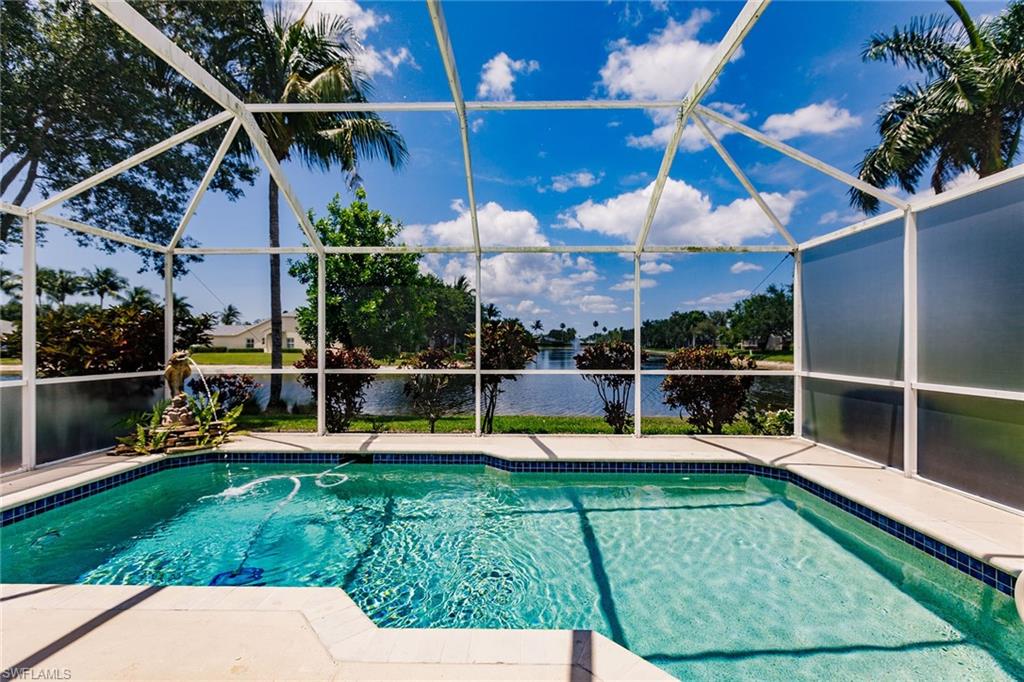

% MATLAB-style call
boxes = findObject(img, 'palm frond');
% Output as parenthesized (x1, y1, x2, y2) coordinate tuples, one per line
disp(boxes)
(863, 14, 962, 76)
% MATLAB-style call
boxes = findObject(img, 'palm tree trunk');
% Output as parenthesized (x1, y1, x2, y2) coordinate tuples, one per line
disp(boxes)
(268, 177, 285, 411)
(0, 154, 30, 195)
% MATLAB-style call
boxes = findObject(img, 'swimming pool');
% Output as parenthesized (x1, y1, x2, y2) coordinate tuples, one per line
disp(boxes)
(2, 461, 1022, 680)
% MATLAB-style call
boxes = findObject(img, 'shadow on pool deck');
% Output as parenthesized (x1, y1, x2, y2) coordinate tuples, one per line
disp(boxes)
(1, 585, 164, 678)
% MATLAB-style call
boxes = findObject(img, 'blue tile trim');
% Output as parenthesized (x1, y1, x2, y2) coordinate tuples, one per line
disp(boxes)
(1, 451, 1016, 597)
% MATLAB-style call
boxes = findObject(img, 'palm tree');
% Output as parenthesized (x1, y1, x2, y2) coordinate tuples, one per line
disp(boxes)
(530, 319, 544, 333)
(45, 269, 84, 307)
(0, 267, 21, 302)
(851, 0, 1024, 212)
(122, 286, 157, 307)
(84, 266, 127, 307)
(225, 4, 407, 408)
(219, 304, 242, 325)
(482, 303, 501, 322)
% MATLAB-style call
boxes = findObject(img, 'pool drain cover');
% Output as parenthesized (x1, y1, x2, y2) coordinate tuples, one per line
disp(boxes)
(209, 567, 265, 586)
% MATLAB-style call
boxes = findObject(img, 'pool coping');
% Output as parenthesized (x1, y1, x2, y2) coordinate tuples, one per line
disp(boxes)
(1, 444, 1019, 599)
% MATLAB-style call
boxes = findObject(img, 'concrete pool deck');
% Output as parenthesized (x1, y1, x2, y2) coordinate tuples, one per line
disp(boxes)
(2, 435, 1022, 679)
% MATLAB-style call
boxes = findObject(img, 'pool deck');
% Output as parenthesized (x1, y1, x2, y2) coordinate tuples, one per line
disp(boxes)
(2, 434, 1022, 680)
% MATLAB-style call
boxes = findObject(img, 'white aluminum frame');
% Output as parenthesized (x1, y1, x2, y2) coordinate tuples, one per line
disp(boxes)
(1, 0, 1019, 503)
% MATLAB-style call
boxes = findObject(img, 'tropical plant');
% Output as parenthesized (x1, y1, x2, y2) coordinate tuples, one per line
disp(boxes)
(295, 346, 378, 431)
(661, 347, 756, 434)
(219, 304, 242, 325)
(84, 267, 127, 307)
(0, 267, 21, 301)
(121, 286, 158, 307)
(42, 269, 84, 307)
(482, 303, 502, 323)
(186, 392, 244, 448)
(574, 341, 644, 434)
(478, 319, 538, 434)
(851, 0, 1024, 212)
(530, 319, 544, 334)
(400, 349, 473, 433)
(729, 285, 792, 351)
(223, 4, 406, 409)
(116, 399, 170, 455)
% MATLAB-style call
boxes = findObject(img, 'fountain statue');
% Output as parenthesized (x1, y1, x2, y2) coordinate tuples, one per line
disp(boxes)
(164, 350, 192, 396)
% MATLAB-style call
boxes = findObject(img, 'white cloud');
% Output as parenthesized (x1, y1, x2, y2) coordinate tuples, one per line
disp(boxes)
(470, 117, 485, 134)
(685, 289, 750, 307)
(817, 209, 866, 226)
(355, 46, 416, 78)
(405, 199, 547, 247)
(477, 52, 540, 101)
(611, 276, 657, 291)
(579, 295, 621, 314)
(730, 261, 763, 274)
(513, 299, 550, 315)
(628, 102, 749, 152)
(903, 169, 980, 199)
(640, 260, 673, 274)
(761, 101, 861, 141)
(543, 170, 604, 194)
(600, 10, 725, 101)
(559, 178, 805, 245)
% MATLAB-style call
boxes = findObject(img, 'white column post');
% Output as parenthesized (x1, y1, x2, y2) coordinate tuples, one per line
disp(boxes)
(792, 250, 803, 437)
(903, 209, 918, 476)
(21, 214, 37, 470)
(474, 253, 482, 436)
(163, 252, 174, 399)
(633, 254, 642, 437)
(317, 253, 326, 436)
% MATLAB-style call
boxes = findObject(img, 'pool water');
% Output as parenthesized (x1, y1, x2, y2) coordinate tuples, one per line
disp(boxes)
(2, 463, 1022, 680)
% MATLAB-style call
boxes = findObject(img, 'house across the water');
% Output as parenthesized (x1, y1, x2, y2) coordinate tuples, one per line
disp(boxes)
(209, 313, 309, 352)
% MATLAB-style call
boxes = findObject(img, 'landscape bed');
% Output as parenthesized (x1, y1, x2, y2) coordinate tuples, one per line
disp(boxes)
(2, 456, 1021, 680)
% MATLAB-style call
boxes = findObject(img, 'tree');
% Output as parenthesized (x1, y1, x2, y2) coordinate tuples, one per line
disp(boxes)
(400, 349, 472, 433)
(482, 303, 502, 323)
(224, 4, 406, 409)
(851, 0, 1024, 212)
(729, 285, 792, 351)
(1, 1, 257, 266)
(574, 341, 643, 434)
(420, 275, 475, 352)
(122, 287, 157, 308)
(290, 190, 430, 358)
(478, 319, 538, 434)
(84, 267, 127, 308)
(295, 346, 377, 432)
(44, 269, 84, 308)
(219, 304, 242, 325)
(661, 347, 756, 434)
(531, 319, 544, 334)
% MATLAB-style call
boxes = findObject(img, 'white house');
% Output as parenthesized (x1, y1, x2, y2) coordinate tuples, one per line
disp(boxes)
(209, 313, 309, 352)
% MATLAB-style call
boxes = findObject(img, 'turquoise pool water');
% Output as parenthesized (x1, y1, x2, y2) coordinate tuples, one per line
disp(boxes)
(2, 463, 1022, 680)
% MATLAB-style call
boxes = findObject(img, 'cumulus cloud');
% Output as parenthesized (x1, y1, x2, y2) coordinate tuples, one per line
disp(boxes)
(761, 101, 861, 141)
(628, 102, 749, 152)
(818, 209, 866, 226)
(513, 299, 550, 315)
(730, 261, 763, 274)
(477, 52, 540, 101)
(685, 289, 750, 307)
(558, 178, 804, 245)
(640, 260, 673, 274)
(579, 295, 622, 314)
(542, 170, 604, 194)
(610, 276, 657, 291)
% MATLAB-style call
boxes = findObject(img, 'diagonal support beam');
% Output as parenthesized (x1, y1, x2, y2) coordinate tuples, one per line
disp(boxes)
(426, 0, 481, 257)
(635, 0, 769, 254)
(696, 104, 908, 211)
(168, 118, 242, 250)
(30, 111, 233, 214)
(37, 212, 168, 252)
(89, 0, 324, 255)
(693, 112, 796, 247)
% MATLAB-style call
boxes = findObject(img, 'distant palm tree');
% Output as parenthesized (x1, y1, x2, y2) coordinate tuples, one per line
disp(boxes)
(531, 319, 544, 333)
(227, 2, 407, 408)
(45, 269, 84, 307)
(602, 326, 608, 333)
(84, 267, 128, 307)
(0, 267, 21, 301)
(852, 0, 1024, 212)
(559, 322, 566, 330)
(219, 304, 242, 325)
(122, 286, 158, 307)
(593, 320, 599, 330)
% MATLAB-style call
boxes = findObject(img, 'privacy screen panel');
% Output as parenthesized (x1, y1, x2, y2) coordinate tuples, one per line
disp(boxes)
(918, 391, 1024, 510)
(801, 220, 904, 380)
(917, 178, 1024, 391)
(802, 377, 903, 468)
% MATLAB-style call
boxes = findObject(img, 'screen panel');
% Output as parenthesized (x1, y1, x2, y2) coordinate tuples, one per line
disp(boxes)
(918, 392, 1024, 510)
(801, 219, 903, 380)
(1, 385, 21, 473)
(802, 377, 903, 468)
(917, 177, 1024, 391)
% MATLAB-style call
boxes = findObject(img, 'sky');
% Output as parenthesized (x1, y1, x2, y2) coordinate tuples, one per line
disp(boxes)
(2, 0, 1014, 332)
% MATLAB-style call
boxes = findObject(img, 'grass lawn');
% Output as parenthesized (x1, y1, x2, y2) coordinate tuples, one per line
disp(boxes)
(745, 351, 794, 363)
(0, 357, 20, 365)
(191, 351, 304, 366)
(237, 412, 704, 435)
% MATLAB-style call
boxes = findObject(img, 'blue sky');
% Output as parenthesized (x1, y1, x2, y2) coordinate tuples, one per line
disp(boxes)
(4, 0, 1013, 332)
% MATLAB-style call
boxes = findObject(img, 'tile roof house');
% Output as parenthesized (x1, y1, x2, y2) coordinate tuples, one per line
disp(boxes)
(208, 313, 308, 352)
